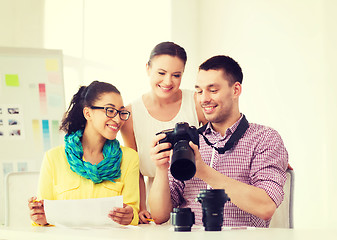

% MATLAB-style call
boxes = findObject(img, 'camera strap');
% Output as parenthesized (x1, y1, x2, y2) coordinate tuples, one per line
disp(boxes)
(198, 115, 249, 154)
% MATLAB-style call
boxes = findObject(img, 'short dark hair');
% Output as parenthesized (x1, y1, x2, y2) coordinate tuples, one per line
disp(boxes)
(148, 41, 187, 66)
(59, 81, 120, 134)
(199, 55, 243, 85)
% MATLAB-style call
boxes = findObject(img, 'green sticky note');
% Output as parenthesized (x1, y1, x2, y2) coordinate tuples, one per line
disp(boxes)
(5, 74, 20, 87)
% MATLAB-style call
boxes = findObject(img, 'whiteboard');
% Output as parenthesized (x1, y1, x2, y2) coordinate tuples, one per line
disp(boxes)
(0, 47, 65, 224)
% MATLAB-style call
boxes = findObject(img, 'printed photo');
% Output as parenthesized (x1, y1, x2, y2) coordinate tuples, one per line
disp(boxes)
(8, 107, 20, 114)
(10, 129, 21, 136)
(3, 162, 13, 176)
(8, 119, 19, 126)
(17, 162, 28, 172)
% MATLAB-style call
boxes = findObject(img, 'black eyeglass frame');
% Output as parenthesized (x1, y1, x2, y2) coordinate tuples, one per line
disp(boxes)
(90, 106, 130, 121)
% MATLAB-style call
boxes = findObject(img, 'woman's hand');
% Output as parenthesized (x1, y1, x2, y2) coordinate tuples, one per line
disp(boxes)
(108, 203, 134, 225)
(28, 196, 48, 226)
(138, 209, 152, 224)
(150, 133, 172, 170)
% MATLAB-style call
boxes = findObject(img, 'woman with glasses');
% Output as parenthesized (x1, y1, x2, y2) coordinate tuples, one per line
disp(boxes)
(28, 81, 139, 226)
(121, 42, 206, 223)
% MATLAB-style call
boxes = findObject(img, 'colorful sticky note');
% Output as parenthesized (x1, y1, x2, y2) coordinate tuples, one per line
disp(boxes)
(45, 59, 59, 71)
(47, 72, 62, 84)
(48, 94, 62, 108)
(42, 120, 51, 151)
(39, 83, 47, 115)
(5, 74, 20, 87)
(32, 119, 41, 142)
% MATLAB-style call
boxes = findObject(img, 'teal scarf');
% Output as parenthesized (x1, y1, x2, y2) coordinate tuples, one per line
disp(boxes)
(64, 130, 122, 183)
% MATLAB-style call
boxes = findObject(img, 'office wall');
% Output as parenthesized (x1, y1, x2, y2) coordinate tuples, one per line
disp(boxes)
(170, 0, 200, 90)
(0, 0, 44, 48)
(189, 0, 336, 229)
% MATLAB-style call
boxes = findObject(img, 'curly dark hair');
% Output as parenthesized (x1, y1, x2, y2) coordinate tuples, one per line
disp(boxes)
(59, 80, 120, 134)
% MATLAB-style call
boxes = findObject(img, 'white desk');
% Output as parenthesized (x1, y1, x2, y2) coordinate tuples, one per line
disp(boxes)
(1, 224, 336, 240)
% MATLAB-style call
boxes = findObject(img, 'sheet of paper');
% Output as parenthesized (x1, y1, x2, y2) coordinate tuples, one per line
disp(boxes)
(44, 196, 123, 227)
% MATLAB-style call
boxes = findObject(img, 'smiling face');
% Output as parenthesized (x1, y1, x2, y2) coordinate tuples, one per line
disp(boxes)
(147, 55, 185, 98)
(195, 69, 241, 129)
(84, 92, 126, 141)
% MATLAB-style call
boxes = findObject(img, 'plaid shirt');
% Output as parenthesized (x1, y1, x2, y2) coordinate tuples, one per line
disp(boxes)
(169, 115, 288, 227)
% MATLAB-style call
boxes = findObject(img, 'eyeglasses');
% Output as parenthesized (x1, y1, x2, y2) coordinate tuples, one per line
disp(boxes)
(90, 106, 130, 121)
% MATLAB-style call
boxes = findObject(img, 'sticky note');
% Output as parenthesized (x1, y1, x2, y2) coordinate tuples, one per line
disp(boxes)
(47, 72, 62, 84)
(42, 120, 51, 151)
(5, 74, 20, 87)
(39, 83, 47, 115)
(46, 59, 59, 71)
(32, 119, 41, 143)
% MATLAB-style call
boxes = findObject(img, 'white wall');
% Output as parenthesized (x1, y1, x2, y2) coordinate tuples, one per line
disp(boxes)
(43, 0, 172, 107)
(170, 0, 200, 90)
(0, 0, 44, 48)
(191, 0, 336, 229)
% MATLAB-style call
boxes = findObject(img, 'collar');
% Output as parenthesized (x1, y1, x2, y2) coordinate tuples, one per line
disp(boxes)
(198, 114, 249, 154)
(203, 114, 244, 138)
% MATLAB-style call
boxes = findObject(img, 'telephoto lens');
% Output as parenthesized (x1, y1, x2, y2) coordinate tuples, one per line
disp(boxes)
(170, 140, 196, 181)
(170, 207, 195, 232)
(196, 189, 230, 231)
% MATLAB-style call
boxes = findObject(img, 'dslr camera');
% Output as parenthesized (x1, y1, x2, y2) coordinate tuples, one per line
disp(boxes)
(157, 122, 199, 181)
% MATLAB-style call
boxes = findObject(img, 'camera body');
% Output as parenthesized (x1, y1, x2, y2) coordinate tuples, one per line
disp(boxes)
(157, 122, 199, 181)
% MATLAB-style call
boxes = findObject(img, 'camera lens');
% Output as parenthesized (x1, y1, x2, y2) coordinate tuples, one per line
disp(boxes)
(170, 208, 195, 232)
(197, 189, 230, 231)
(170, 140, 196, 181)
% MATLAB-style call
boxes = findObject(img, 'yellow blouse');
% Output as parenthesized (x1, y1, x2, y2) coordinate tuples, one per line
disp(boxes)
(37, 145, 140, 225)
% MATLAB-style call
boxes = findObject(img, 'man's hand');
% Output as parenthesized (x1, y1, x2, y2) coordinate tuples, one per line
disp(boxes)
(189, 141, 208, 179)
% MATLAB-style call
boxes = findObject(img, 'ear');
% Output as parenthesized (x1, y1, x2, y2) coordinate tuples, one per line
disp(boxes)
(83, 107, 91, 120)
(146, 63, 151, 76)
(233, 82, 242, 98)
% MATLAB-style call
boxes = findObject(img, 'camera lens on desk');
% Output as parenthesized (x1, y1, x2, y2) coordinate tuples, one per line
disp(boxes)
(170, 207, 195, 232)
(196, 189, 230, 231)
